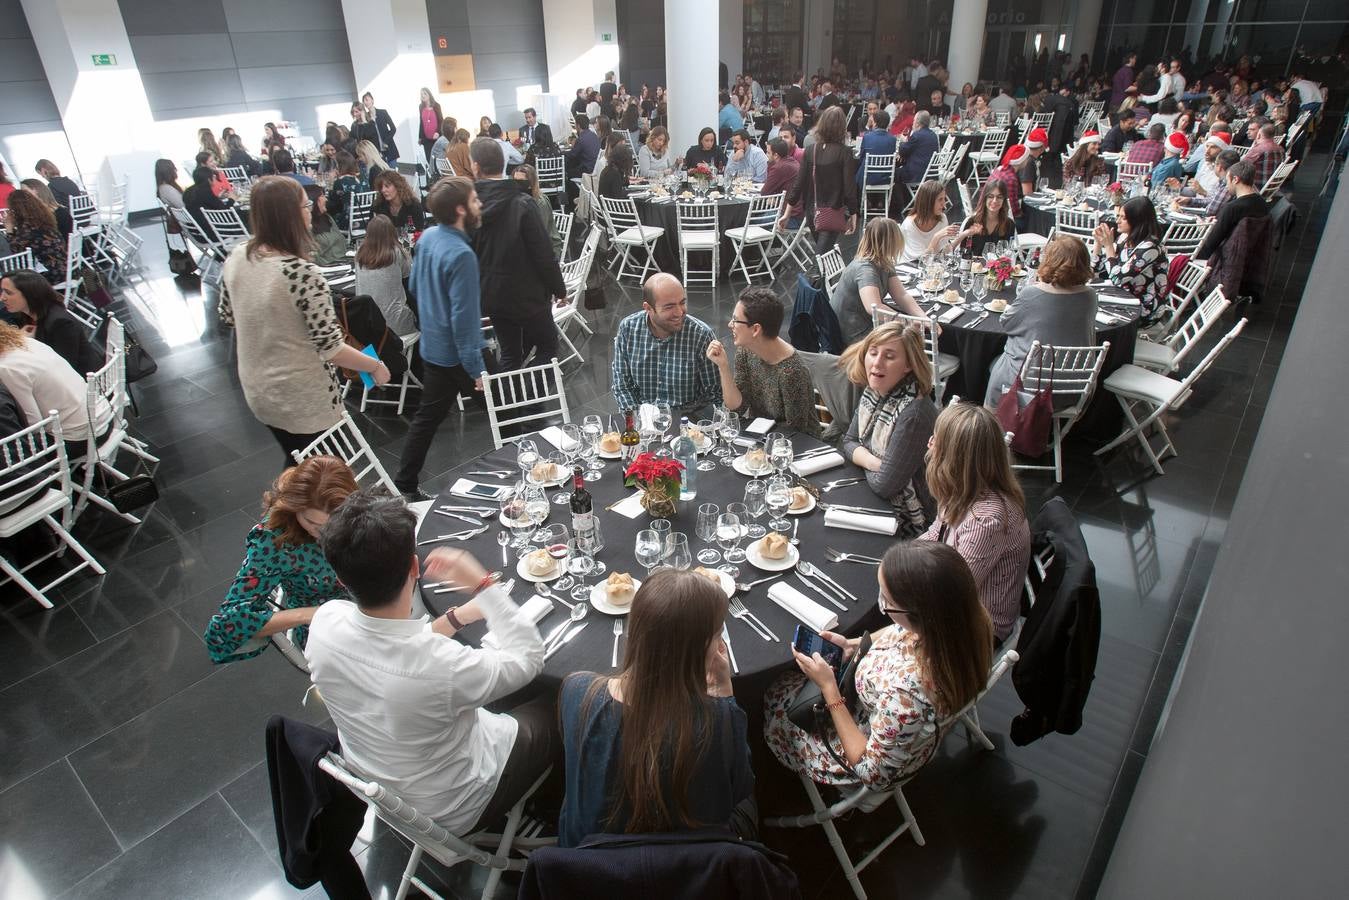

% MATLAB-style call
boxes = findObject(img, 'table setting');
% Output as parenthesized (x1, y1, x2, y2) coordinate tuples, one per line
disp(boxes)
(631, 174, 759, 275)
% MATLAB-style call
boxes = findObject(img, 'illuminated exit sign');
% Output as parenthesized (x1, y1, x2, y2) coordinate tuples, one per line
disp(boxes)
(91, 54, 116, 66)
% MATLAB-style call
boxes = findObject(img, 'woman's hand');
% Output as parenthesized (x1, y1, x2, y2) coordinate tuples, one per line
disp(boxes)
(845, 214, 858, 235)
(371, 361, 391, 386)
(968, 223, 984, 236)
(705, 339, 729, 366)
(423, 547, 488, 588)
(820, 630, 861, 661)
(792, 649, 841, 697)
(706, 637, 733, 696)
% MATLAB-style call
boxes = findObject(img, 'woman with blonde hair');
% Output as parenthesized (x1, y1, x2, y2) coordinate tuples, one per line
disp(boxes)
(920, 402, 1031, 643)
(637, 125, 675, 178)
(829, 216, 924, 345)
(203, 455, 359, 663)
(840, 321, 937, 532)
(355, 140, 392, 183)
(446, 128, 474, 180)
(198, 127, 225, 163)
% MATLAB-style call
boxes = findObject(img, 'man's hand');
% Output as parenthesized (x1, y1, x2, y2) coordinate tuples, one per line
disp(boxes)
(554, 294, 569, 307)
(474, 376, 484, 392)
(424, 547, 488, 587)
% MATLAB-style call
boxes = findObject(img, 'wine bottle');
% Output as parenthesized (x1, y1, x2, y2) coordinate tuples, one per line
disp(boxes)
(570, 466, 595, 544)
(620, 409, 641, 462)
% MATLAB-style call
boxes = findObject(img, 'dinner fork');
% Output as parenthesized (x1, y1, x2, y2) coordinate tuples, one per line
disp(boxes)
(824, 547, 883, 565)
(821, 478, 866, 493)
(728, 596, 777, 641)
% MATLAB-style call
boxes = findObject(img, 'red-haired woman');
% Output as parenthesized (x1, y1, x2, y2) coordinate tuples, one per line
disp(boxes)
(203, 456, 359, 663)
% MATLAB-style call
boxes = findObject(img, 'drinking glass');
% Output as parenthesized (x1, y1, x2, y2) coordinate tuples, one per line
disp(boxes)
(524, 484, 550, 536)
(582, 415, 604, 480)
(567, 537, 596, 601)
(652, 401, 673, 442)
(665, 532, 692, 571)
(716, 513, 744, 577)
(539, 524, 573, 589)
(973, 277, 988, 305)
(769, 435, 794, 476)
(635, 529, 664, 576)
(766, 476, 792, 532)
(516, 439, 539, 479)
(959, 268, 973, 295)
(696, 502, 722, 564)
(696, 418, 718, 472)
(743, 481, 768, 539)
(651, 519, 672, 544)
(727, 502, 750, 539)
(547, 450, 571, 504)
(501, 492, 531, 548)
(718, 408, 740, 460)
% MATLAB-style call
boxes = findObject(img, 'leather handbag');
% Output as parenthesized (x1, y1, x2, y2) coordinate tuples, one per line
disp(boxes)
(80, 265, 114, 309)
(810, 145, 849, 233)
(94, 315, 158, 384)
(996, 344, 1055, 457)
(786, 632, 873, 776)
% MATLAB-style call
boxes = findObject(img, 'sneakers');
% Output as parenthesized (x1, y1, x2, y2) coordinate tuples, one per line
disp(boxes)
(400, 487, 434, 503)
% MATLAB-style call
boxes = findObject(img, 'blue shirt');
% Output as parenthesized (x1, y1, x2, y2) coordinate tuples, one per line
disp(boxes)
(408, 225, 485, 374)
(856, 129, 899, 187)
(718, 104, 744, 137)
(282, 171, 315, 187)
(1151, 155, 1185, 186)
(724, 143, 768, 182)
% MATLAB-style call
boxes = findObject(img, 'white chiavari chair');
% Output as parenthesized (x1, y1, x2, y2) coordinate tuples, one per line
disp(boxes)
(1010, 341, 1111, 483)
(725, 192, 783, 282)
(675, 199, 719, 288)
(599, 195, 664, 284)
(859, 151, 896, 227)
(481, 358, 571, 450)
(1132, 286, 1230, 376)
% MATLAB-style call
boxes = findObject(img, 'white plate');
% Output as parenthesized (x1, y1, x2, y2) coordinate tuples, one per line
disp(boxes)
(525, 467, 567, 487)
(597, 447, 625, 460)
(787, 494, 817, 515)
(498, 510, 548, 529)
(589, 578, 641, 615)
(984, 301, 1011, 313)
(745, 539, 800, 571)
(731, 455, 775, 477)
(666, 434, 714, 455)
(516, 555, 565, 583)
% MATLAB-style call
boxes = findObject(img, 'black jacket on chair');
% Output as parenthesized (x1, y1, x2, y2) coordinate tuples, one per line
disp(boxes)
(518, 829, 802, 900)
(264, 716, 370, 899)
(1010, 498, 1101, 745)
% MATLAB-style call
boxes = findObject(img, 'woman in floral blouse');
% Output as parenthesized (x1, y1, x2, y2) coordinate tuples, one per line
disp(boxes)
(204, 455, 358, 663)
(764, 541, 993, 791)
(4, 189, 68, 282)
(1092, 196, 1169, 323)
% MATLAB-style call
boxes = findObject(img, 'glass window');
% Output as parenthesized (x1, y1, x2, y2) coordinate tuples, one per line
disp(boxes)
(832, 0, 878, 71)
(745, 0, 804, 86)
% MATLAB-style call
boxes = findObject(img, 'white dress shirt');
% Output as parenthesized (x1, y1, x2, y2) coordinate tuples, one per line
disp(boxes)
(305, 585, 544, 835)
(725, 143, 768, 182)
(0, 336, 112, 443)
(496, 138, 524, 166)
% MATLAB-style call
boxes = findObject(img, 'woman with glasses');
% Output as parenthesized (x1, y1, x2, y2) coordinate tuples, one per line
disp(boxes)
(705, 287, 822, 437)
(763, 541, 993, 793)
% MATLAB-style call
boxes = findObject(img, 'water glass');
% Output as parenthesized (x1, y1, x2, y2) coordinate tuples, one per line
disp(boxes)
(766, 476, 792, 532)
(716, 513, 744, 577)
(696, 502, 722, 564)
(769, 435, 794, 476)
(651, 519, 672, 542)
(523, 484, 550, 533)
(634, 529, 663, 575)
(516, 439, 539, 479)
(718, 409, 740, 461)
(973, 277, 988, 305)
(743, 481, 768, 539)
(652, 401, 673, 441)
(502, 493, 531, 548)
(582, 415, 604, 480)
(696, 418, 718, 472)
(665, 532, 692, 571)
(548, 450, 571, 504)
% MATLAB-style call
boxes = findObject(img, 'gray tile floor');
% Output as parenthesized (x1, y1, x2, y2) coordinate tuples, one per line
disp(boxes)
(0, 154, 1335, 899)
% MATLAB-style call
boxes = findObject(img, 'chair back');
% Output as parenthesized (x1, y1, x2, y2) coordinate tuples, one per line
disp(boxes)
(561, 228, 602, 302)
(69, 194, 99, 230)
(862, 152, 896, 187)
(599, 195, 643, 232)
(980, 127, 1010, 161)
(537, 155, 566, 197)
(435, 156, 455, 177)
(675, 200, 718, 237)
(83, 356, 127, 471)
(1156, 258, 1208, 334)
(347, 190, 377, 234)
(202, 207, 249, 249)
(1166, 286, 1231, 368)
(1078, 102, 1104, 129)
(956, 179, 974, 218)
(553, 211, 574, 258)
(482, 358, 571, 449)
(818, 247, 845, 296)
(1170, 318, 1247, 405)
(0, 249, 35, 275)
(222, 166, 251, 190)
(1161, 220, 1212, 256)
(745, 192, 784, 230)
(1118, 160, 1152, 184)
(1031, 111, 1054, 132)
(1096, 116, 1111, 134)
(0, 410, 70, 520)
(1017, 342, 1110, 414)
(1260, 159, 1297, 199)
(291, 411, 398, 495)
(939, 646, 1020, 733)
(170, 206, 223, 257)
(992, 110, 1012, 127)
(1054, 206, 1097, 240)
(941, 143, 968, 183)
(920, 137, 954, 182)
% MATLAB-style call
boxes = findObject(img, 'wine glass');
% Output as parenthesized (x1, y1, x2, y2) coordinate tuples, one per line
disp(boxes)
(743, 481, 768, 539)
(766, 476, 792, 532)
(696, 418, 718, 472)
(538, 524, 573, 589)
(973, 276, 988, 306)
(665, 532, 692, 571)
(501, 491, 531, 549)
(717, 513, 745, 577)
(566, 537, 595, 602)
(696, 502, 722, 564)
(582, 415, 605, 480)
(524, 484, 549, 538)
(769, 435, 794, 476)
(719, 414, 742, 466)
(516, 439, 539, 480)
(635, 529, 664, 576)
(652, 401, 673, 442)
(547, 450, 571, 505)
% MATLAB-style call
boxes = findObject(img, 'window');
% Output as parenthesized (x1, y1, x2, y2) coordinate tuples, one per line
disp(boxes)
(832, 0, 878, 72)
(745, 0, 804, 85)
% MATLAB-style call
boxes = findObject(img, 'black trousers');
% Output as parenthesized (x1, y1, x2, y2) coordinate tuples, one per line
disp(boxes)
(491, 306, 559, 372)
(395, 361, 478, 492)
(813, 228, 842, 254)
(470, 694, 560, 832)
(266, 426, 325, 468)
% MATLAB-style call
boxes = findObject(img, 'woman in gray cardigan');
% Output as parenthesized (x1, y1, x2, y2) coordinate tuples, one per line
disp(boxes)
(985, 234, 1099, 407)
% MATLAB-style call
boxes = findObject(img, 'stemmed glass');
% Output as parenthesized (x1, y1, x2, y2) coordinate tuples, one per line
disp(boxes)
(566, 536, 595, 602)
(769, 434, 794, 477)
(652, 401, 673, 443)
(635, 529, 664, 577)
(547, 450, 570, 505)
(973, 275, 988, 307)
(696, 502, 722, 564)
(766, 476, 792, 533)
(516, 439, 540, 480)
(665, 532, 692, 571)
(719, 412, 741, 466)
(717, 513, 745, 577)
(501, 491, 531, 549)
(696, 418, 718, 472)
(538, 524, 573, 590)
(743, 481, 768, 539)
(582, 415, 605, 480)
(523, 484, 549, 538)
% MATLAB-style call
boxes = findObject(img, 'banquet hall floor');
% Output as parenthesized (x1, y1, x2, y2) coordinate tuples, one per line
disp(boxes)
(0, 155, 1335, 900)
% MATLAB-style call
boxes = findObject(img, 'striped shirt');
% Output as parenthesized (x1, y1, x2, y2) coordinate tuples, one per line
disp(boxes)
(921, 491, 1031, 641)
(986, 165, 1025, 218)
(611, 311, 722, 414)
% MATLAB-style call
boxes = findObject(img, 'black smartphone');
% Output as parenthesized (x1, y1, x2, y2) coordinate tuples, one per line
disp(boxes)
(792, 625, 844, 670)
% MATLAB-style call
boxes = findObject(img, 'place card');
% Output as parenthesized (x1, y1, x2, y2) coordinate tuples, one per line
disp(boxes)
(608, 491, 647, 519)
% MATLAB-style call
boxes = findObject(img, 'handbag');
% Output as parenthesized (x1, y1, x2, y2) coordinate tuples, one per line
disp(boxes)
(583, 262, 607, 310)
(996, 344, 1055, 457)
(94, 315, 158, 384)
(811, 144, 849, 233)
(80, 265, 114, 309)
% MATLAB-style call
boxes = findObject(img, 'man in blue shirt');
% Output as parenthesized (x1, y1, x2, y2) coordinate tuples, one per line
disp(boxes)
(855, 109, 897, 190)
(718, 92, 743, 141)
(394, 176, 486, 500)
(724, 130, 767, 182)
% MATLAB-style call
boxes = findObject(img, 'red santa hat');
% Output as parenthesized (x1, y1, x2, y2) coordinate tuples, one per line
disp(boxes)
(1001, 144, 1030, 168)
(1165, 132, 1190, 156)
(1025, 127, 1049, 149)
(1077, 129, 1102, 148)
(1205, 131, 1232, 150)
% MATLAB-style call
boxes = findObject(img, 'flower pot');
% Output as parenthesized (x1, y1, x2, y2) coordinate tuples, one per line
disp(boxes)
(640, 482, 678, 519)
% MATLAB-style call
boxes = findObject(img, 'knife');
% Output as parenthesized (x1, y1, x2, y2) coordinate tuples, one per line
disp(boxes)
(794, 572, 847, 612)
(811, 568, 857, 603)
(544, 622, 589, 660)
(434, 509, 484, 526)
(721, 622, 738, 675)
(540, 619, 570, 649)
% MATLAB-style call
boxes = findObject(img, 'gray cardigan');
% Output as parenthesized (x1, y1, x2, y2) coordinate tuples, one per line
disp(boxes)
(985, 284, 1098, 406)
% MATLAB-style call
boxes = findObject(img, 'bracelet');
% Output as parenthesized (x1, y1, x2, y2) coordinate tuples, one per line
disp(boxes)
(824, 696, 848, 712)
(444, 607, 464, 630)
(470, 572, 497, 597)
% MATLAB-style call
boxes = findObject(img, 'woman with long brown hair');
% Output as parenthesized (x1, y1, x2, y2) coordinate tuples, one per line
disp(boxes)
(961, 178, 1017, 257)
(354, 214, 416, 337)
(418, 86, 444, 167)
(218, 176, 388, 463)
(764, 541, 993, 791)
(511, 163, 562, 257)
(788, 104, 857, 253)
(370, 170, 424, 230)
(1, 269, 101, 374)
(198, 127, 225, 163)
(920, 403, 1031, 643)
(4, 189, 68, 281)
(203, 455, 359, 663)
(558, 569, 754, 846)
(18, 179, 73, 238)
(899, 179, 956, 264)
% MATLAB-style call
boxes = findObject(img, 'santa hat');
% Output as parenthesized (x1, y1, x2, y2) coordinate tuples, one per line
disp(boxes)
(1077, 129, 1102, 148)
(1025, 127, 1049, 149)
(1165, 132, 1189, 156)
(1001, 144, 1030, 168)
(1205, 131, 1232, 150)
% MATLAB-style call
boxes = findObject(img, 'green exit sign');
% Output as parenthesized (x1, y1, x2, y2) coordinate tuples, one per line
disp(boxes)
(91, 53, 116, 66)
(600, 33, 613, 42)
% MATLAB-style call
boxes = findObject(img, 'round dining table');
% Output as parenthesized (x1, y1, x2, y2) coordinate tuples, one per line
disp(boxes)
(418, 434, 895, 699)
(633, 192, 752, 277)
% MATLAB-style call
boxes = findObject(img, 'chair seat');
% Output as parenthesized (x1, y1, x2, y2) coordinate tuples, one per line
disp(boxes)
(679, 231, 719, 248)
(936, 352, 961, 378)
(971, 151, 1000, 162)
(1016, 234, 1049, 248)
(616, 225, 663, 243)
(0, 488, 68, 536)
(725, 225, 774, 242)
(1104, 363, 1184, 405)
(1132, 338, 1177, 371)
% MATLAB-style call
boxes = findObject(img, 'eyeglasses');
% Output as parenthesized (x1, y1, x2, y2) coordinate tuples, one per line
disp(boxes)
(728, 317, 751, 327)
(882, 605, 911, 617)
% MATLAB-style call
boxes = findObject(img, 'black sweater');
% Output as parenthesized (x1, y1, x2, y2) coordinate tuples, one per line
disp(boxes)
(1196, 191, 1267, 260)
(472, 178, 565, 317)
(790, 142, 858, 219)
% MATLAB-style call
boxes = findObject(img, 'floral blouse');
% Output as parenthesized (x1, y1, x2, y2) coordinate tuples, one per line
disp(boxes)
(326, 174, 369, 227)
(10, 223, 68, 282)
(203, 523, 349, 663)
(763, 626, 941, 791)
(1098, 238, 1168, 322)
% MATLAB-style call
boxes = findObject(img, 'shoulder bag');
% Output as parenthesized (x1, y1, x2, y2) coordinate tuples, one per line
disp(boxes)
(787, 632, 874, 774)
(811, 145, 849, 234)
(996, 343, 1055, 457)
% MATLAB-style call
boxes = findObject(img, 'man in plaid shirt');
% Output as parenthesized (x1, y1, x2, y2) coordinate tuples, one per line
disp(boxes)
(1175, 148, 1240, 218)
(985, 143, 1031, 223)
(611, 273, 722, 417)
(1242, 120, 1285, 190)
(1125, 123, 1167, 168)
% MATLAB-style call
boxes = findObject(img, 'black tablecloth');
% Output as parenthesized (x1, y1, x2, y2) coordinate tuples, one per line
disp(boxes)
(635, 196, 751, 276)
(419, 436, 892, 695)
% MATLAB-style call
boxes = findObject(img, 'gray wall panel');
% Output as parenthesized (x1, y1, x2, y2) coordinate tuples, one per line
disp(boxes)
(468, 24, 545, 56)
(221, 0, 345, 33)
(141, 69, 246, 112)
(0, 0, 32, 39)
(129, 33, 239, 74)
(0, 38, 45, 82)
(229, 30, 351, 68)
(119, 0, 229, 35)
(0, 81, 62, 126)
(237, 62, 355, 103)
(466, 0, 543, 30)
(471, 51, 547, 83)
(427, 0, 471, 30)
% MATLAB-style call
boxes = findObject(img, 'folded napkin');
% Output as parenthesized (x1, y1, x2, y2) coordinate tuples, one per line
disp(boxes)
(896, 264, 921, 277)
(537, 425, 579, 452)
(483, 595, 553, 648)
(938, 306, 966, 324)
(791, 452, 844, 476)
(1094, 291, 1140, 306)
(823, 508, 898, 535)
(768, 583, 838, 632)
(317, 263, 352, 275)
(609, 491, 647, 519)
(744, 417, 775, 435)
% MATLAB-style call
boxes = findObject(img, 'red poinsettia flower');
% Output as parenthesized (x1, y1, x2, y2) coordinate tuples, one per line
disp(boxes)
(624, 452, 685, 488)
(1107, 181, 1123, 194)
(692, 163, 714, 177)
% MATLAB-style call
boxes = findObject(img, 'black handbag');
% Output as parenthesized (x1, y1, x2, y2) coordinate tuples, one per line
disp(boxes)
(168, 248, 197, 276)
(787, 632, 872, 733)
(94, 316, 158, 383)
(105, 474, 159, 513)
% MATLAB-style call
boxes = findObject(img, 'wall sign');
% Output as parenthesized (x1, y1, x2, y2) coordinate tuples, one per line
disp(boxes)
(91, 54, 116, 66)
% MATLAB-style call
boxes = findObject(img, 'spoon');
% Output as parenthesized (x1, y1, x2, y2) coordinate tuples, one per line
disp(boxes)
(545, 600, 588, 650)
(799, 560, 854, 603)
(790, 519, 800, 545)
(496, 531, 510, 567)
(536, 582, 575, 610)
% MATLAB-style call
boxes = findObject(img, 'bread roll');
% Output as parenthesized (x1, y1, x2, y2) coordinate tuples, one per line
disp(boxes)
(789, 486, 812, 510)
(525, 549, 556, 577)
(693, 566, 722, 585)
(605, 572, 636, 606)
(758, 532, 789, 559)
(599, 432, 622, 453)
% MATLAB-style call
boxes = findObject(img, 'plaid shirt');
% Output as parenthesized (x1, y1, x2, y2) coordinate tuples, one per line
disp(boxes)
(986, 165, 1025, 218)
(611, 311, 722, 414)
(1201, 178, 1230, 216)
(1126, 139, 1165, 168)
(1243, 138, 1285, 188)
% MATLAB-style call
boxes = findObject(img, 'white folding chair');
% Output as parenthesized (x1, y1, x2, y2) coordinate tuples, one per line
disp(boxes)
(1160, 220, 1212, 256)
(940, 142, 968, 186)
(764, 647, 1019, 900)
(675, 200, 719, 288)
(537, 154, 567, 208)
(170, 207, 225, 286)
(347, 190, 377, 237)
(818, 247, 845, 296)
(956, 179, 975, 219)
(0, 249, 35, 275)
(1031, 111, 1054, 133)
(725, 192, 783, 282)
(1132, 286, 1230, 376)
(53, 234, 101, 329)
(969, 127, 1010, 188)
(1009, 341, 1111, 483)
(356, 332, 423, 415)
(599, 195, 664, 284)
(319, 753, 553, 900)
(202, 207, 250, 252)
(481, 358, 571, 449)
(1260, 159, 1297, 199)
(435, 156, 455, 178)
(1147, 258, 1209, 340)
(1117, 160, 1153, 185)
(95, 182, 128, 225)
(871, 309, 960, 400)
(73, 353, 158, 525)
(69, 194, 100, 234)
(1096, 116, 1111, 134)
(562, 228, 602, 306)
(222, 166, 251, 191)
(0, 411, 106, 608)
(1095, 319, 1247, 474)
(777, 218, 816, 272)
(1078, 102, 1104, 135)
(291, 411, 398, 494)
(1053, 206, 1098, 241)
(859, 152, 896, 226)
(552, 210, 574, 259)
(903, 138, 954, 212)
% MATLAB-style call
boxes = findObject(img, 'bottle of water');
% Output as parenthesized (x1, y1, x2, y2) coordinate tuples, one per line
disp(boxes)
(672, 417, 698, 501)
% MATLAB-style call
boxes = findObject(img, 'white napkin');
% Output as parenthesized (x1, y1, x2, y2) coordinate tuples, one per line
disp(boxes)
(449, 478, 508, 501)
(537, 426, 579, 452)
(483, 595, 553, 647)
(791, 452, 844, 476)
(823, 508, 898, 535)
(1092, 290, 1140, 306)
(938, 306, 966, 324)
(317, 263, 352, 275)
(609, 491, 647, 519)
(768, 583, 838, 632)
(744, 417, 775, 435)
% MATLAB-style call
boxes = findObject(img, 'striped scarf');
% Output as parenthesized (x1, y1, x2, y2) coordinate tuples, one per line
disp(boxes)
(856, 378, 929, 534)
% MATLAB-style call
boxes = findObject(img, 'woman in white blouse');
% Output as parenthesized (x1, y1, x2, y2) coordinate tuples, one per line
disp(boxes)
(0, 321, 112, 458)
(637, 126, 675, 178)
(899, 180, 959, 263)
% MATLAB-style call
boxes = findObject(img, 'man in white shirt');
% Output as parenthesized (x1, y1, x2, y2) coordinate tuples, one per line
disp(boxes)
(488, 124, 524, 166)
(1289, 71, 1323, 114)
(306, 491, 552, 837)
(988, 84, 1019, 120)
(725, 129, 768, 182)
(1143, 58, 1186, 105)
(750, 76, 766, 107)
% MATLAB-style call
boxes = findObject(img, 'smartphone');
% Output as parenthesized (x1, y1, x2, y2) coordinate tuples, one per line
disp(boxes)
(463, 482, 510, 500)
(793, 625, 844, 671)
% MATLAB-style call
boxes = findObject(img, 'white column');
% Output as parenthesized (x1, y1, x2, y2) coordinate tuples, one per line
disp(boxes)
(340, 0, 438, 163)
(947, 0, 988, 94)
(20, 0, 160, 211)
(719, 0, 744, 82)
(801, 0, 833, 79)
(664, 0, 719, 157)
(1070, 0, 1105, 63)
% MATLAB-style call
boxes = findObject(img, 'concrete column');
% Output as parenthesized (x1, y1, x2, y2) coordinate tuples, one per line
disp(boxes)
(20, 0, 159, 210)
(340, 0, 438, 163)
(801, 0, 833, 79)
(719, 0, 744, 83)
(664, 0, 719, 163)
(947, 0, 989, 95)
(1070, 0, 1105, 64)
